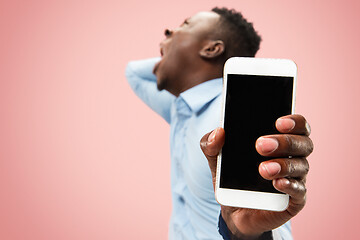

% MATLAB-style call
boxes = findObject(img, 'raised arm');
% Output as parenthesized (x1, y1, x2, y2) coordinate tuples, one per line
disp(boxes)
(126, 57, 175, 123)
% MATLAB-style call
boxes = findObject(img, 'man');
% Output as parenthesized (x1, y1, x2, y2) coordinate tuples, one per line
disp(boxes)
(126, 7, 313, 240)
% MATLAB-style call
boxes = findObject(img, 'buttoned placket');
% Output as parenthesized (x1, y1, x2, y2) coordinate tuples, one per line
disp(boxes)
(170, 96, 192, 205)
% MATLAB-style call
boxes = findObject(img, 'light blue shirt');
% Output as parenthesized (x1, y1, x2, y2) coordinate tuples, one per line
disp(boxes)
(126, 57, 293, 240)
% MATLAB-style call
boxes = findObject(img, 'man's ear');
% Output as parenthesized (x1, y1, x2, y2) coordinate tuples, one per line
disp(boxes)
(199, 40, 225, 59)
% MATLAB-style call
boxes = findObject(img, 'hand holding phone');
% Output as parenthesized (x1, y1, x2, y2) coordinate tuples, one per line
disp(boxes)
(201, 116, 313, 238)
(200, 57, 313, 238)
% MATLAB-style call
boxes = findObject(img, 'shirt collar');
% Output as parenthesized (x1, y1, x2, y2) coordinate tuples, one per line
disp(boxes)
(179, 78, 223, 114)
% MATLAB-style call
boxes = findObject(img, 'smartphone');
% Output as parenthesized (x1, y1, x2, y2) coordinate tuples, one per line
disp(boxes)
(216, 57, 297, 211)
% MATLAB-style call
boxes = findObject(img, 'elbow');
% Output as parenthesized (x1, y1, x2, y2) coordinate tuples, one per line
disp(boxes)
(125, 61, 135, 80)
(125, 61, 137, 88)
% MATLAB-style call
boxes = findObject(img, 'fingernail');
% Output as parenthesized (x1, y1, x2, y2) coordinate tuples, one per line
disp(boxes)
(262, 162, 281, 177)
(208, 128, 218, 143)
(257, 137, 279, 153)
(277, 118, 295, 132)
(275, 178, 290, 186)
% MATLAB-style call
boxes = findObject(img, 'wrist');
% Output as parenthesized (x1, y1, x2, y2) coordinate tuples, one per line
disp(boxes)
(218, 213, 273, 240)
(230, 231, 273, 240)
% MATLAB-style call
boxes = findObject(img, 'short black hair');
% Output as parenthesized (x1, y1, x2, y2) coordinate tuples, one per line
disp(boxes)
(211, 7, 261, 58)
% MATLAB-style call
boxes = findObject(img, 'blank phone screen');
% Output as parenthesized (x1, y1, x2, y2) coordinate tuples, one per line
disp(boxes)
(220, 74, 293, 193)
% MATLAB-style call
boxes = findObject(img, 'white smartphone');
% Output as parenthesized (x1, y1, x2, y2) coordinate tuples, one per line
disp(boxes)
(216, 57, 297, 211)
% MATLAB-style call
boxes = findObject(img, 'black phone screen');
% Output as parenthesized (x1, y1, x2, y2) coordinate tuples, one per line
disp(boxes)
(220, 74, 293, 193)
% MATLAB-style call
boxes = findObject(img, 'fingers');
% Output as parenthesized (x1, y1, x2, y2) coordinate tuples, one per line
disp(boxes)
(257, 114, 311, 215)
(260, 159, 308, 214)
(256, 113, 313, 162)
(257, 157, 308, 213)
(256, 134, 314, 158)
(200, 127, 225, 180)
(276, 114, 311, 136)
(274, 178, 307, 208)
(259, 158, 309, 180)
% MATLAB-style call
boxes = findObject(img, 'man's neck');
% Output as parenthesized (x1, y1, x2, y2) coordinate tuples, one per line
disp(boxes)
(170, 65, 223, 97)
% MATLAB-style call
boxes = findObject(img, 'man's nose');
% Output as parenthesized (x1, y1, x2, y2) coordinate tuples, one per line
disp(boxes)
(164, 29, 173, 37)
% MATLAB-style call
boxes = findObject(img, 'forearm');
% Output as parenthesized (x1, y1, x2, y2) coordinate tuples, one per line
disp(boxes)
(126, 57, 160, 86)
(125, 57, 174, 123)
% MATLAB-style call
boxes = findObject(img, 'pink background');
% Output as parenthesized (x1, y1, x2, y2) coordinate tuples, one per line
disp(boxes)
(1, 0, 359, 239)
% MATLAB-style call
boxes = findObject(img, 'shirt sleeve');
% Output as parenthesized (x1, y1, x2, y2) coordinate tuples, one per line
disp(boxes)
(125, 57, 175, 123)
(272, 221, 293, 240)
(218, 213, 293, 240)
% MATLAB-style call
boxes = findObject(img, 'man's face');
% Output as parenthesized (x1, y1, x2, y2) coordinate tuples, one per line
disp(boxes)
(153, 11, 220, 94)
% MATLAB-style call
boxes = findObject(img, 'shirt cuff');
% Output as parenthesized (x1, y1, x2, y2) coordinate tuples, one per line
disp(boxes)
(218, 213, 273, 240)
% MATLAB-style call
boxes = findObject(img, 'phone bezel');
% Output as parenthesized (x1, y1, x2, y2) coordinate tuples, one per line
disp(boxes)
(216, 57, 297, 212)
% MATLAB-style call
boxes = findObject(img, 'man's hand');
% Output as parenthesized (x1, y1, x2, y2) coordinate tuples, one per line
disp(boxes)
(200, 114, 313, 240)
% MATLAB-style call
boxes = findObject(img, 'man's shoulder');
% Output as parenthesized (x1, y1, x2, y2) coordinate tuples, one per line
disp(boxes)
(193, 94, 222, 133)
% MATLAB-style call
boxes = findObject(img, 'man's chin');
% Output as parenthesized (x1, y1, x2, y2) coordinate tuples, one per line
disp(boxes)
(153, 67, 165, 91)
(153, 61, 168, 92)
(153, 60, 162, 75)
(156, 80, 165, 91)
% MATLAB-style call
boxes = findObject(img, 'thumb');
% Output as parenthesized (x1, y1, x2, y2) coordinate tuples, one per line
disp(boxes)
(200, 127, 225, 187)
